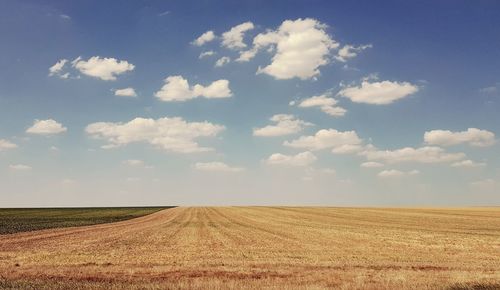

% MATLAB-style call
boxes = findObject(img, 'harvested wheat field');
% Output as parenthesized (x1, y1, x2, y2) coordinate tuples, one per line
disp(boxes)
(0, 207, 499, 289)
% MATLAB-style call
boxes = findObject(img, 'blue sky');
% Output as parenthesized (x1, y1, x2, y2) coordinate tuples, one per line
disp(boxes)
(1, 0, 499, 207)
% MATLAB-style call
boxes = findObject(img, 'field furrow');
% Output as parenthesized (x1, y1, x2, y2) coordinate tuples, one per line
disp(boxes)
(0, 207, 499, 289)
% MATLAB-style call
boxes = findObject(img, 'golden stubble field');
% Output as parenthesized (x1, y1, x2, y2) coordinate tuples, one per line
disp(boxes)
(0, 207, 499, 289)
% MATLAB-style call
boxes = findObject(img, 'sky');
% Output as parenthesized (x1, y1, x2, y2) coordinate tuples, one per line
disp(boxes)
(1, 0, 499, 207)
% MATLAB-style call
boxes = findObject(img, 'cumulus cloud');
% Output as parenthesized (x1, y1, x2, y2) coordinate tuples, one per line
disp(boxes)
(0, 139, 17, 151)
(236, 49, 259, 62)
(215, 56, 231, 67)
(424, 128, 496, 147)
(238, 18, 338, 80)
(194, 162, 244, 172)
(26, 119, 67, 135)
(378, 169, 419, 178)
(284, 129, 362, 152)
(335, 44, 372, 62)
(199, 51, 215, 59)
(192, 31, 216, 46)
(221, 22, 254, 50)
(296, 94, 346, 117)
(48, 59, 68, 77)
(72, 56, 135, 81)
(360, 161, 384, 168)
(85, 117, 225, 153)
(265, 151, 317, 167)
(114, 87, 137, 97)
(253, 114, 312, 137)
(154, 75, 232, 102)
(9, 164, 32, 171)
(331, 144, 363, 154)
(451, 160, 486, 168)
(360, 146, 465, 164)
(339, 80, 418, 105)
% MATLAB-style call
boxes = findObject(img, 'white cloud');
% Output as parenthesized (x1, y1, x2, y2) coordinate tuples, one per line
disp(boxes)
(297, 94, 346, 117)
(0, 139, 17, 151)
(191, 80, 232, 99)
(480, 86, 497, 94)
(122, 159, 145, 166)
(85, 117, 225, 153)
(221, 22, 254, 50)
(298, 95, 335, 107)
(479, 84, 499, 94)
(71, 56, 81, 66)
(360, 146, 465, 164)
(155, 76, 191, 101)
(154, 75, 232, 102)
(284, 129, 362, 151)
(26, 119, 67, 135)
(60, 14, 71, 20)
(194, 162, 244, 172)
(72, 56, 135, 81)
(331, 144, 363, 154)
(48, 59, 68, 77)
(320, 105, 348, 117)
(199, 51, 215, 59)
(9, 164, 32, 171)
(239, 18, 338, 80)
(378, 169, 419, 178)
(451, 160, 486, 168)
(253, 114, 312, 137)
(215, 56, 231, 67)
(265, 151, 317, 167)
(339, 80, 418, 105)
(424, 128, 496, 147)
(335, 44, 372, 62)
(192, 31, 216, 46)
(236, 48, 259, 62)
(360, 161, 384, 168)
(114, 87, 137, 97)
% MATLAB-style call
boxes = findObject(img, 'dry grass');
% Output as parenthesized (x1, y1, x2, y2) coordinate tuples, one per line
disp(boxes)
(0, 207, 499, 289)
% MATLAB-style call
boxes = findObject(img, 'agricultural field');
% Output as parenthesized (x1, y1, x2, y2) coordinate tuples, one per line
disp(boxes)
(0, 207, 499, 289)
(0, 207, 170, 234)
